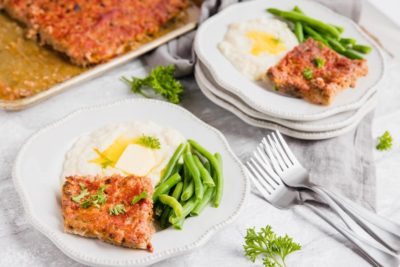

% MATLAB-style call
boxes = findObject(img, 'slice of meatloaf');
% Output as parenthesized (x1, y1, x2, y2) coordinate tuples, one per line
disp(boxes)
(62, 175, 155, 251)
(1, 0, 188, 65)
(266, 38, 368, 105)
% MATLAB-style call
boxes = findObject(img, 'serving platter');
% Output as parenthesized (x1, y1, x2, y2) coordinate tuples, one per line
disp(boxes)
(194, 0, 385, 121)
(13, 98, 249, 266)
(0, 6, 199, 111)
(195, 63, 377, 140)
(197, 62, 377, 132)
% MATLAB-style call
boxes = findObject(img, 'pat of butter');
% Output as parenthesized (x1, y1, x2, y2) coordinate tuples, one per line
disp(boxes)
(115, 144, 156, 176)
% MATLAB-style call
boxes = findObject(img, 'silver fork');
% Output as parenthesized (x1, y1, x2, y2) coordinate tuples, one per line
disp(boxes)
(256, 130, 400, 254)
(246, 158, 399, 267)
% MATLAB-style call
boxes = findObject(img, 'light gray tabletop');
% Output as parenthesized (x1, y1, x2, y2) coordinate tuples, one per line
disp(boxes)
(1, 4, 400, 267)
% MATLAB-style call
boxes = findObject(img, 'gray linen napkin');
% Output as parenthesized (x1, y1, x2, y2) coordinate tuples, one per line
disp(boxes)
(145, 0, 376, 209)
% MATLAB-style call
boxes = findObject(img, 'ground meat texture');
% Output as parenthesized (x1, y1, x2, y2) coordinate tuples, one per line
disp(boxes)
(62, 175, 155, 251)
(1, 0, 188, 66)
(266, 38, 368, 105)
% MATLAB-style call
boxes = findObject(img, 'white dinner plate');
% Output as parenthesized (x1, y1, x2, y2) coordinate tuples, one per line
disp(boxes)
(195, 64, 377, 140)
(13, 99, 249, 267)
(197, 61, 377, 132)
(194, 0, 385, 121)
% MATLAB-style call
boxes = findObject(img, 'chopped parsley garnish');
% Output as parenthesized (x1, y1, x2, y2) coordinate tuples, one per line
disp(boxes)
(81, 199, 92, 209)
(91, 185, 108, 208)
(137, 135, 161, 149)
(303, 68, 313, 80)
(122, 64, 184, 104)
(131, 191, 148, 205)
(244, 226, 301, 267)
(314, 57, 325, 68)
(71, 183, 89, 204)
(376, 131, 393, 151)
(109, 204, 126, 215)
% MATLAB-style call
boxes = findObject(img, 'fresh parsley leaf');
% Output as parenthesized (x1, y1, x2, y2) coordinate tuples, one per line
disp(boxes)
(131, 191, 148, 205)
(303, 68, 313, 80)
(243, 225, 301, 267)
(91, 185, 108, 208)
(71, 183, 89, 204)
(314, 57, 325, 68)
(122, 65, 184, 104)
(137, 135, 161, 150)
(109, 204, 126, 215)
(81, 199, 92, 209)
(376, 131, 393, 151)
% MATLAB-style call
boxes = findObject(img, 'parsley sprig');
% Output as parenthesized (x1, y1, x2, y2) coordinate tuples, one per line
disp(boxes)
(302, 68, 313, 80)
(376, 131, 393, 151)
(109, 204, 126, 215)
(131, 191, 148, 205)
(314, 57, 325, 68)
(71, 183, 89, 203)
(137, 135, 161, 150)
(243, 226, 301, 267)
(122, 65, 184, 104)
(71, 183, 108, 209)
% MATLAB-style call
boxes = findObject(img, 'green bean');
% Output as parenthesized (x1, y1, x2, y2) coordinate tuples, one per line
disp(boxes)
(294, 22, 304, 43)
(267, 8, 341, 38)
(153, 173, 181, 202)
(191, 186, 215, 216)
(293, 6, 303, 13)
(341, 49, 363, 60)
(159, 207, 171, 229)
(292, 6, 304, 43)
(170, 196, 199, 228)
(204, 161, 211, 174)
(188, 139, 222, 207)
(181, 180, 194, 201)
(213, 153, 223, 208)
(332, 25, 344, 34)
(183, 147, 204, 200)
(159, 194, 183, 218)
(193, 155, 215, 187)
(159, 182, 183, 229)
(340, 38, 356, 46)
(158, 143, 186, 185)
(303, 26, 328, 45)
(326, 36, 346, 53)
(352, 44, 372, 54)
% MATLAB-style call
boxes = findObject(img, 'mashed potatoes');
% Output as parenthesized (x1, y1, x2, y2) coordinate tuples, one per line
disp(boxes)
(218, 18, 298, 81)
(62, 122, 185, 186)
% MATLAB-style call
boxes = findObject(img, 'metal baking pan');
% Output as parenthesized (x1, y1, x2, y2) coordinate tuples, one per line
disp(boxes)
(0, 5, 200, 111)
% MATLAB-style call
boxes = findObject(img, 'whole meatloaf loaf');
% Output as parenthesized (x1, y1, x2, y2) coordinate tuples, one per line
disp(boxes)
(62, 174, 155, 251)
(266, 38, 368, 105)
(0, 0, 188, 65)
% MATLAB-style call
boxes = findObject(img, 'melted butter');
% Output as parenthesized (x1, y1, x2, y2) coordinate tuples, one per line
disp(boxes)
(246, 31, 286, 56)
(90, 136, 138, 168)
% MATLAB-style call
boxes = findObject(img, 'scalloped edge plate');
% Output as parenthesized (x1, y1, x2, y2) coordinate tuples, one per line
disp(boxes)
(196, 61, 377, 132)
(195, 63, 377, 140)
(194, 0, 384, 121)
(12, 98, 249, 266)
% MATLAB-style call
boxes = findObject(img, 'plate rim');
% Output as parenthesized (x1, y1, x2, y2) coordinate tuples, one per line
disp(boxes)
(194, 0, 385, 121)
(195, 64, 377, 140)
(12, 98, 250, 266)
(196, 61, 377, 132)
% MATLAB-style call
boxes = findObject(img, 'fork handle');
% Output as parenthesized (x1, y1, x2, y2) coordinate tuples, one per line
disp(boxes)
(319, 187, 400, 252)
(305, 203, 399, 267)
(310, 186, 400, 254)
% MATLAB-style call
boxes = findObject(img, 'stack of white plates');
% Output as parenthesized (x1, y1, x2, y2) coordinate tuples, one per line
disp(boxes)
(193, 0, 385, 140)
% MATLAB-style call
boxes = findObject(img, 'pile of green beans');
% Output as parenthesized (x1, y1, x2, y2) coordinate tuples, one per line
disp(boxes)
(153, 140, 224, 230)
(267, 6, 372, 59)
